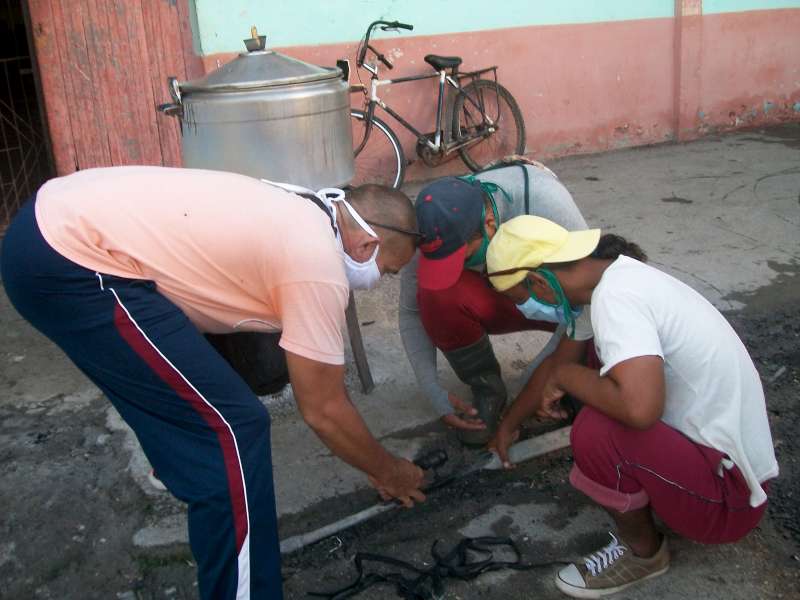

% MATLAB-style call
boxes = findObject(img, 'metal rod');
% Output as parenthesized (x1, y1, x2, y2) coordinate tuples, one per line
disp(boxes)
(279, 427, 572, 554)
(280, 503, 394, 555)
(345, 291, 374, 394)
(380, 71, 440, 85)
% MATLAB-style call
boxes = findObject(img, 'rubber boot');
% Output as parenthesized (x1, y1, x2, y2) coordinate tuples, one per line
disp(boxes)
(442, 334, 507, 447)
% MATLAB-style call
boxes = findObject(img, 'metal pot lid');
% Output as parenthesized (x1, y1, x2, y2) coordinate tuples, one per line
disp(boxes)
(180, 48, 341, 94)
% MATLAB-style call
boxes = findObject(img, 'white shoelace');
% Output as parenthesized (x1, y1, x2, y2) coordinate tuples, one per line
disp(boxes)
(584, 533, 627, 576)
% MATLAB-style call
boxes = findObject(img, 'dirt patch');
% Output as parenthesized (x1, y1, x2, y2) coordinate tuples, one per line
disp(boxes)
(725, 271, 800, 550)
(0, 396, 147, 599)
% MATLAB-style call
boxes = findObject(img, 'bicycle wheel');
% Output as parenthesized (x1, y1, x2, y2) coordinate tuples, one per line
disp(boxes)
(452, 79, 526, 172)
(350, 109, 406, 189)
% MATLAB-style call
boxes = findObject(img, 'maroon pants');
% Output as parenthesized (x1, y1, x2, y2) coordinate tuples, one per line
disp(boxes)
(570, 406, 768, 544)
(418, 270, 557, 351)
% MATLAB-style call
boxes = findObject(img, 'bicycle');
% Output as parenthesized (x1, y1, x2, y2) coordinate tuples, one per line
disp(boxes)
(346, 20, 526, 189)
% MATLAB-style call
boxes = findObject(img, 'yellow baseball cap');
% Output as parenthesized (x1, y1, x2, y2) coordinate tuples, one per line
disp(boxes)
(487, 216, 601, 291)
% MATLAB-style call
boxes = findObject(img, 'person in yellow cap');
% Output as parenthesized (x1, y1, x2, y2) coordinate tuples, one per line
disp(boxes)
(486, 215, 777, 598)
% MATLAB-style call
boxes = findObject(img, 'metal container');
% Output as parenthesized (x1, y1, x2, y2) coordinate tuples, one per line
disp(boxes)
(161, 33, 354, 189)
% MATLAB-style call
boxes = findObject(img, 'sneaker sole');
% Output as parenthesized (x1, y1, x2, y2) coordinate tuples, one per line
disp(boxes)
(555, 564, 669, 599)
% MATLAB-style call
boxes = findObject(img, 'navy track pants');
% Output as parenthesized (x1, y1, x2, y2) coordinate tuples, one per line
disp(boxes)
(1, 200, 283, 599)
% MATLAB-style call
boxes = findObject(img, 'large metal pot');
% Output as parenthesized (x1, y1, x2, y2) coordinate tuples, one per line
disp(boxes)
(161, 32, 354, 189)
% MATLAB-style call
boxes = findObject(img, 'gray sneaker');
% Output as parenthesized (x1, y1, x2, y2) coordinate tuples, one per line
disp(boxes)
(556, 533, 670, 598)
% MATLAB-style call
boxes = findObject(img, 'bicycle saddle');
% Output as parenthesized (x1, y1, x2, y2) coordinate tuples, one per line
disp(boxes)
(425, 54, 462, 71)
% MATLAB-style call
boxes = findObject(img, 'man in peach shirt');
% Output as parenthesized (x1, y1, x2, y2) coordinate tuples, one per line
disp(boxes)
(1, 166, 424, 600)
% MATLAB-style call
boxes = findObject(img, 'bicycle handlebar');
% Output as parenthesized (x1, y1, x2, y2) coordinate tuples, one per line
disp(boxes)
(381, 21, 414, 31)
(373, 46, 394, 70)
(357, 20, 414, 67)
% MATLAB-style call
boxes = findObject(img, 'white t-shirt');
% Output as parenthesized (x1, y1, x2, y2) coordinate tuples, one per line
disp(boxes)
(572, 307, 594, 341)
(589, 256, 778, 507)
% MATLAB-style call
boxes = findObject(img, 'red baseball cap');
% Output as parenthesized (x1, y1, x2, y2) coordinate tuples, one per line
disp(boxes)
(416, 178, 485, 290)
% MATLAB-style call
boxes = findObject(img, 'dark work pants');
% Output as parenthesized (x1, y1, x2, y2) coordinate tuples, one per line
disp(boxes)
(1, 200, 283, 600)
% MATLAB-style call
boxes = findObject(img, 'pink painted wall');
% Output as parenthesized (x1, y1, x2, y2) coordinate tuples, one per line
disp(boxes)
(678, 9, 800, 137)
(200, 8, 800, 181)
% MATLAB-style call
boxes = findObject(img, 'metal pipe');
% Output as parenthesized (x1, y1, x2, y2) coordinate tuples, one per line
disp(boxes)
(279, 426, 572, 555)
(482, 426, 571, 470)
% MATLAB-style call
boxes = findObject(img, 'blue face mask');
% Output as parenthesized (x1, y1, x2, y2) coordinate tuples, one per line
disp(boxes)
(516, 270, 582, 338)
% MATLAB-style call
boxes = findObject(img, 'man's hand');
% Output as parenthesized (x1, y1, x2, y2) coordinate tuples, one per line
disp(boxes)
(488, 422, 520, 469)
(287, 351, 426, 508)
(368, 457, 426, 508)
(441, 393, 487, 431)
(538, 369, 569, 421)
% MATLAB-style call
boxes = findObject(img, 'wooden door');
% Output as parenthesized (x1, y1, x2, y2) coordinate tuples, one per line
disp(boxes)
(26, 0, 203, 175)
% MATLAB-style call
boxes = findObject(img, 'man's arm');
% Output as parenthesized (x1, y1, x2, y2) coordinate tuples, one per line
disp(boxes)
(545, 355, 665, 430)
(286, 350, 425, 507)
(490, 336, 587, 465)
(399, 254, 484, 430)
(398, 255, 447, 413)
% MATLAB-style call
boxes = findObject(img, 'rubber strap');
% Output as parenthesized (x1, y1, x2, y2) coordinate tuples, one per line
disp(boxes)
(309, 536, 567, 599)
(461, 159, 532, 216)
(306, 194, 338, 235)
(522, 163, 531, 214)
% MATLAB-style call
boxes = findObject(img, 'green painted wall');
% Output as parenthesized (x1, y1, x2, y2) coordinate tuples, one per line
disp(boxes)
(704, 0, 800, 13)
(193, 0, 800, 55)
(193, 0, 673, 54)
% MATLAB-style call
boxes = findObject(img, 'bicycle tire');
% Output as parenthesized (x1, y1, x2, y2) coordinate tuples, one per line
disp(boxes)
(452, 80, 526, 172)
(350, 110, 406, 189)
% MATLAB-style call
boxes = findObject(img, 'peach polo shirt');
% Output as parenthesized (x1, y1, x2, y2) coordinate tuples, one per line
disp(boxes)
(35, 166, 348, 365)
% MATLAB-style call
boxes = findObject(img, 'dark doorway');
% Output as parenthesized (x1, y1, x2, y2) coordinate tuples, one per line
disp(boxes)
(0, 0, 52, 231)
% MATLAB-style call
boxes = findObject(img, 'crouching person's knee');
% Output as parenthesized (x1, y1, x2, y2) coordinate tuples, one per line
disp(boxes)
(570, 405, 615, 464)
(569, 406, 650, 512)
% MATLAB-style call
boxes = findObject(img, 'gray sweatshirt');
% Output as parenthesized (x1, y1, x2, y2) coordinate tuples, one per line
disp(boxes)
(398, 163, 588, 416)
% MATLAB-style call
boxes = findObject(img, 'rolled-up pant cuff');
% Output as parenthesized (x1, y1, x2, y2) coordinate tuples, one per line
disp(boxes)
(569, 463, 650, 513)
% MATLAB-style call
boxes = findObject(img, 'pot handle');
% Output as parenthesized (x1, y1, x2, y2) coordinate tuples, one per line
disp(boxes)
(158, 76, 183, 118)
(168, 76, 182, 103)
(158, 102, 182, 117)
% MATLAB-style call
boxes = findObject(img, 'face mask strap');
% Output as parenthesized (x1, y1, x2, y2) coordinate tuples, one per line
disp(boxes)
(524, 273, 559, 307)
(458, 176, 514, 208)
(337, 199, 378, 238)
(464, 203, 490, 268)
(365, 220, 424, 239)
(525, 270, 577, 338)
(461, 176, 504, 269)
(318, 188, 379, 240)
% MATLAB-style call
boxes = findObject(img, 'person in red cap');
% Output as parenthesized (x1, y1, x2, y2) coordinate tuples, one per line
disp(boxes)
(398, 160, 592, 445)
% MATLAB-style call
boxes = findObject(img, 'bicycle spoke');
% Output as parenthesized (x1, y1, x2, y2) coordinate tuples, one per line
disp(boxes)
(350, 111, 405, 188)
(453, 80, 525, 172)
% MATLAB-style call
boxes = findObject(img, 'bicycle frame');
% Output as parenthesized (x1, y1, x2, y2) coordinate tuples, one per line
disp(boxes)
(353, 60, 499, 157)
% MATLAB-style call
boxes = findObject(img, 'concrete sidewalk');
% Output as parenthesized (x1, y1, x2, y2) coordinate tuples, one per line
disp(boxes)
(1, 124, 798, 599)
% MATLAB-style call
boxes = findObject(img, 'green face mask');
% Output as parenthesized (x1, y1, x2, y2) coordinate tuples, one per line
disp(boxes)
(464, 199, 499, 269)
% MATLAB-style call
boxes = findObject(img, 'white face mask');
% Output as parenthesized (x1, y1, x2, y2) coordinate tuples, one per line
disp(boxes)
(318, 188, 382, 291)
(343, 244, 381, 290)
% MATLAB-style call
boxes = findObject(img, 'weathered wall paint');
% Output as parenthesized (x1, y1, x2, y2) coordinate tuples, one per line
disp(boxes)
(33, 1, 798, 179)
(679, 9, 800, 138)
(192, 0, 800, 54)
(192, 0, 674, 53)
(197, 7, 800, 181)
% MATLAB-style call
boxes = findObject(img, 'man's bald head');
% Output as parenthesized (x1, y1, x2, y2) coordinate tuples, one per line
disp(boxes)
(345, 184, 419, 274)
